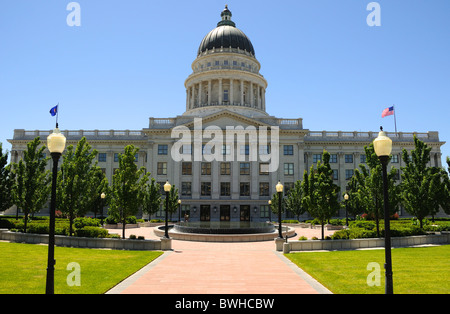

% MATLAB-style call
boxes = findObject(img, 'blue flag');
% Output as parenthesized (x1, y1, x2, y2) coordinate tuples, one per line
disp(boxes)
(50, 105, 58, 117)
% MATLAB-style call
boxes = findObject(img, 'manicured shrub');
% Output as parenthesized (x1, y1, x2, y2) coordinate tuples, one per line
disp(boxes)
(74, 217, 100, 229)
(75, 226, 109, 238)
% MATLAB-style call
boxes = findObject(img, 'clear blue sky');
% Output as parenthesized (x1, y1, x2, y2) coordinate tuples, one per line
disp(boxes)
(1, 0, 449, 166)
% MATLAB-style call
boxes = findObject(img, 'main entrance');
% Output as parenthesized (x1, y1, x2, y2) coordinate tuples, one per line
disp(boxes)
(240, 205, 250, 221)
(220, 205, 230, 221)
(200, 205, 211, 221)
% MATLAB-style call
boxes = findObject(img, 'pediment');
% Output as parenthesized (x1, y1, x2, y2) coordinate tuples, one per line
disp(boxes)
(181, 110, 271, 130)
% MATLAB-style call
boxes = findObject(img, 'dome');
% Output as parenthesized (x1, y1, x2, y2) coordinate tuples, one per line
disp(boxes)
(197, 6, 255, 57)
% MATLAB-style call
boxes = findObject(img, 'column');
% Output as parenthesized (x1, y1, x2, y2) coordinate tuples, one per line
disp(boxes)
(230, 79, 234, 105)
(219, 79, 223, 105)
(257, 86, 261, 109)
(262, 88, 266, 111)
(190, 85, 195, 109)
(240, 80, 244, 105)
(208, 80, 212, 105)
(250, 82, 254, 107)
(198, 81, 202, 106)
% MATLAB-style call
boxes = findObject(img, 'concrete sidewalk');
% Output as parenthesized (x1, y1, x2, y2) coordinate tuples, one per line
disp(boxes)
(106, 226, 333, 294)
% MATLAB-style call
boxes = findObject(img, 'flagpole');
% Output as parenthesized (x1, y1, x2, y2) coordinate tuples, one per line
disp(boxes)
(393, 105, 398, 137)
(56, 103, 59, 128)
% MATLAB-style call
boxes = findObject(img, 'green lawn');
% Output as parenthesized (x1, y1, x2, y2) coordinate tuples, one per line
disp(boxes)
(285, 245, 450, 294)
(0, 242, 163, 294)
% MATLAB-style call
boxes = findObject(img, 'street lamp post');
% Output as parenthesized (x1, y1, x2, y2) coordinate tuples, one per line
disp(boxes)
(276, 181, 284, 239)
(178, 199, 182, 222)
(163, 181, 171, 239)
(46, 126, 66, 294)
(268, 200, 272, 222)
(373, 127, 394, 295)
(100, 192, 106, 227)
(344, 193, 349, 227)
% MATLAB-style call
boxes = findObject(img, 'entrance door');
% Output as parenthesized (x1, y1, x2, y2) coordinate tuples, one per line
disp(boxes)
(200, 205, 211, 221)
(240, 205, 250, 221)
(220, 205, 230, 221)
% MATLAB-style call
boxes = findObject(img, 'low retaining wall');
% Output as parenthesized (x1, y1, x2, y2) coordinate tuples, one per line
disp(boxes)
(282, 233, 450, 253)
(0, 229, 171, 251)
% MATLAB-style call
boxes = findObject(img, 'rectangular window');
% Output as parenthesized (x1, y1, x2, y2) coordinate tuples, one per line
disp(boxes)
(260, 205, 270, 219)
(259, 145, 270, 155)
(201, 182, 211, 196)
(391, 155, 399, 163)
(284, 145, 294, 155)
(240, 162, 250, 175)
(222, 144, 231, 155)
(345, 154, 354, 163)
(330, 154, 338, 163)
(332, 169, 339, 180)
(345, 169, 354, 180)
(158, 144, 168, 155)
(360, 155, 367, 164)
(182, 162, 192, 175)
(114, 153, 120, 162)
(98, 153, 107, 162)
(240, 145, 249, 156)
(259, 163, 269, 175)
(157, 162, 167, 175)
(202, 144, 212, 155)
(313, 154, 322, 163)
(223, 90, 229, 102)
(259, 182, 269, 196)
(284, 163, 294, 175)
(201, 162, 211, 175)
(182, 144, 192, 155)
(240, 182, 250, 196)
(181, 182, 191, 196)
(220, 162, 231, 175)
(220, 182, 231, 196)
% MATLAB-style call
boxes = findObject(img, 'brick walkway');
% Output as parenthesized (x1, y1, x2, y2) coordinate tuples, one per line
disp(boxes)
(106, 226, 334, 294)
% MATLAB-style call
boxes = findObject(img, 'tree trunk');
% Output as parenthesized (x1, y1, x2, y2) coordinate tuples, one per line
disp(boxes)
(122, 217, 126, 239)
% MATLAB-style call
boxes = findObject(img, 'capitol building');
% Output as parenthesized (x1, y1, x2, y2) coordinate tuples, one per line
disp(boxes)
(8, 6, 445, 221)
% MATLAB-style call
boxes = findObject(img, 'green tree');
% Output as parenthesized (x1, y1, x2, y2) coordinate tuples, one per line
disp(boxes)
(164, 184, 179, 221)
(285, 180, 305, 221)
(302, 150, 340, 239)
(354, 143, 400, 236)
(401, 136, 445, 228)
(142, 178, 162, 219)
(84, 165, 109, 219)
(345, 175, 364, 220)
(109, 145, 149, 239)
(270, 191, 286, 218)
(0, 144, 15, 213)
(441, 157, 450, 215)
(56, 137, 98, 236)
(12, 138, 51, 233)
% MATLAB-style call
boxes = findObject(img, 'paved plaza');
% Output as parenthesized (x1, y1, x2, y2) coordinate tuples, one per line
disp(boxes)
(106, 226, 334, 294)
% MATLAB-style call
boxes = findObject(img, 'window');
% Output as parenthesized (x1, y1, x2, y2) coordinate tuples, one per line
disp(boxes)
(222, 144, 231, 156)
(223, 90, 229, 102)
(284, 145, 294, 155)
(260, 205, 270, 218)
(332, 169, 339, 180)
(284, 163, 294, 176)
(158, 144, 168, 155)
(233, 61, 238, 66)
(114, 153, 120, 162)
(201, 182, 211, 196)
(360, 155, 367, 164)
(259, 163, 269, 175)
(345, 154, 353, 163)
(220, 182, 231, 196)
(182, 144, 192, 155)
(345, 169, 354, 180)
(207, 62, 211, 67)
(157, 162, 167, 175)
(182, 162, 192, 175)
(220, 162, 231, 175)
(240, 182, 250, 196)
(330, 154, 338, 163)
(313, 154, 322, 163)
(259, 182, 269, 196)
(181, 182, 191, 196)
(240, 145, 249, 156)
(391, 155, 399, 163)
(284, 182, 294, 196)
(201, 162, 211, 175)
(215, 61, 220, 66)
(134, 154, 139, 162)
(181, 205, 190, 217)
(240, 162, 250, 175)
(259, 145, 270, 155)
(224, 60, 229, 66)
(98, 153, 107, 162)
(202, 144, 212, 155)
